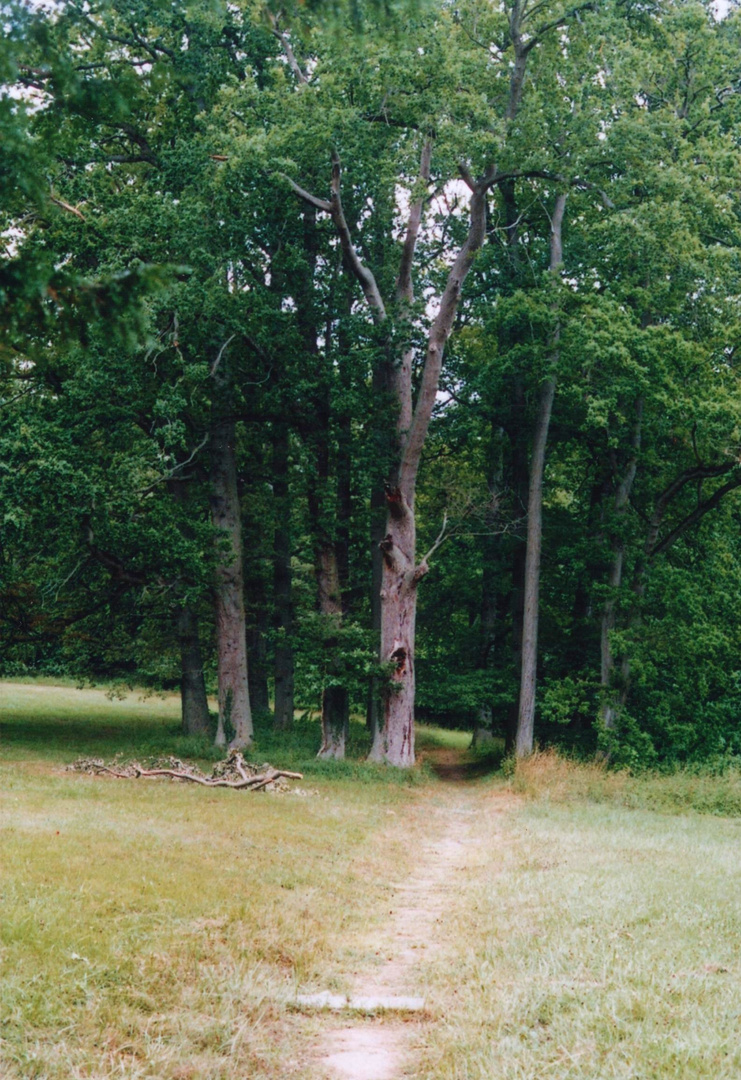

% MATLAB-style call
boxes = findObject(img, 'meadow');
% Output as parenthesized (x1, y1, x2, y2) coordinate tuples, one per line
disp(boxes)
(1, 682, 740, 1079)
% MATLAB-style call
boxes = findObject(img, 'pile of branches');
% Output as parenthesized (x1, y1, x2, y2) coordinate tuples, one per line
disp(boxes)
(67, 751, 303, 792)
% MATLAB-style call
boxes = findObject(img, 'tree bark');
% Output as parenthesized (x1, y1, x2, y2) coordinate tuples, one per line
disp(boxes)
(243, 481, 271, 717)
(368, 487, 419, 764)
(371, 170, 492, 765)
(283, 0, 585, 766)
(314, 544, 350, 759)
(336, 369, 353, 599)
(365, 317, 396, 738)
(176, 604, 211, 735)
(600, 399, 643, 729)
(307, 401, 351, 758)
(602, 453, 741, 727)
(497, 179, 527, 754)
(318, 683, 350, 759)
(210, 346, 253, 749)
(166, 475, 210, 736)
(272, 422, 295, 730)
(503, 373, 529, 752)
(515, 192, 566, 758)
(366, 483, 386, 740)
(514, 375, 556, 756)
(474, 422, 504, 741)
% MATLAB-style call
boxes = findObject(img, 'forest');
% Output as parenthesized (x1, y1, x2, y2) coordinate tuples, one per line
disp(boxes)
(3, 0, 741, 769)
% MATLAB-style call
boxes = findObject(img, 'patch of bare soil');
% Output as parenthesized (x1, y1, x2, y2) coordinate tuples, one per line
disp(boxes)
(320, 1024, 409, 1080)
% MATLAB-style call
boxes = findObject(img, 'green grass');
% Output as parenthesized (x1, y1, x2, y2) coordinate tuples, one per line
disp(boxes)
(414, 725, 473, 752)
(420, 796, 741, 1079)
(4, 682, 741, 1079)
(0, 681, 430, 782)
(0, 681, 210, 763)
(0, 682, 432, 1078)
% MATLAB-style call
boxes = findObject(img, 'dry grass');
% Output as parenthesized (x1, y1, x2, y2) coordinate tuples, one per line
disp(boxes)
(511, 748, 630, 801)
(0, 681, 430, 1079)
(511, 748, 741, 816)
(0, 768, 414, 1078)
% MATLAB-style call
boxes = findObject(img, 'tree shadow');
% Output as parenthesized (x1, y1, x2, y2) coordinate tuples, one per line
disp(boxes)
(420, 743, 504, 783)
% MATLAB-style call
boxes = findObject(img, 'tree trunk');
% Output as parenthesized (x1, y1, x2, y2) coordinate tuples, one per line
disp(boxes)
(210, 350, 252, 749)
(475, 422, 504, 739)
(366, 318, 397, 737)
(336, 323, 354, 599)
(515, 374, 556, 757)
(506, 535, 526, 753)
(515, 192, 566, 758)
(371, 167, 490, 766)
(288, 145, 493, 766)
(176, 604, 211, 735)
(318, 684, 350, 759)
(315, 545, 350, 759)
(369, 488, 419, 766)
(504, 366, 534, 755)
(600, 399, 643, 729)
(565, 473, 611, 677)
(272, 423, 295, 730)
(600, 544, 626, 730)
(166, 475, 210, 736)
(309, 467, 351, 758)
(498, 178, 526, 754)
(607, 458, 741, 726)
(366, 484, 385, 740)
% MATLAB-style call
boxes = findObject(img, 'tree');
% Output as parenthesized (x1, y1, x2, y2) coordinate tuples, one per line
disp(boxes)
(6, 0, 741, 774)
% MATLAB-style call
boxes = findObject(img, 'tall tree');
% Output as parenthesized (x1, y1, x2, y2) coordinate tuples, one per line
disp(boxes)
(515, 192, 567, 756)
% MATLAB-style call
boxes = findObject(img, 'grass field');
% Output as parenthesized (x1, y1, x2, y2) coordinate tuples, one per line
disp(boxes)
(421, 796, 741, 1079)
(2, 682, 741, 1079)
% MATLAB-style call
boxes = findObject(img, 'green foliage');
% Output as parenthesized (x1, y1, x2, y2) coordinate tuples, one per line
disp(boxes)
(291, 612, 379, 707)
(4, 0, 741, 767)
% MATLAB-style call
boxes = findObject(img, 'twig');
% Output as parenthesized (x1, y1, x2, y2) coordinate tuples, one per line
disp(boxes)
(50, 195, 86, 221)
(420, 511, 449, 565)
(130, 766, 303, 788)
(137, 437, 209, 496)
(210, 334, 236, 378)
(412, 512, 449, 582)
(279, 174, 331, 214)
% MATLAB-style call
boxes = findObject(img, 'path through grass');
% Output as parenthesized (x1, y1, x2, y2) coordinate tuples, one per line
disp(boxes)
(418, 794, 741, 1078)
(2, 682, 740, 1079)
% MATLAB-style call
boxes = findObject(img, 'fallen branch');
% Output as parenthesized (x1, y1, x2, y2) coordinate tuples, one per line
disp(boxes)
(68, 751, 303, 792)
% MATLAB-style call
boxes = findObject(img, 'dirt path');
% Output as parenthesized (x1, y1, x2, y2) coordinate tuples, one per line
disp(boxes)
(310, 779, 491, 1080)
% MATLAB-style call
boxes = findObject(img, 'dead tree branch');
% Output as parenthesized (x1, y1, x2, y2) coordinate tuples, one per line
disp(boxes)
(69, 752, 304, 791)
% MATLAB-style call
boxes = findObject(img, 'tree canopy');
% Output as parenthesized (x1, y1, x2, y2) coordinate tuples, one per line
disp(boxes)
(3, 0, 741, 766)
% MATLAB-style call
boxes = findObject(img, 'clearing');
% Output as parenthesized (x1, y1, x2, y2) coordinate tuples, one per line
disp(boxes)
(1, 681, 741, 1079)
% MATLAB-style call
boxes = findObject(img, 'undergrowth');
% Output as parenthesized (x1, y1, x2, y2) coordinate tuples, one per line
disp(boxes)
(512, 748, 741, 817)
